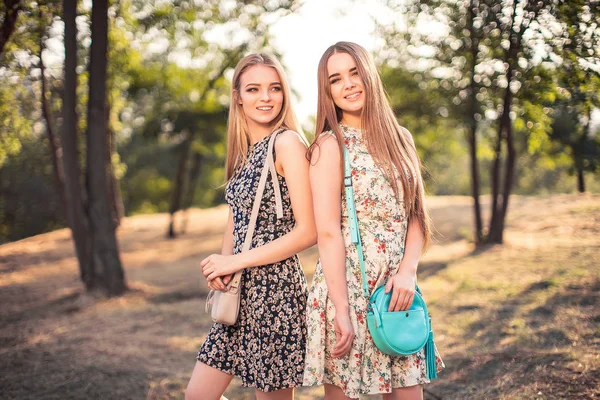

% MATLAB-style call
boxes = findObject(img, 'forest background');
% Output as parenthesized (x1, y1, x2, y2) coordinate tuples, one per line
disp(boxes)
(1, 1, 599, 399)
(2, 0, 598, 248)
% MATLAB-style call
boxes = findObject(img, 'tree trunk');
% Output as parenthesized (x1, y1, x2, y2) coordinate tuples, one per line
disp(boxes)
(469, 122, 484, 243)
(488, 64, 515, 244)
(167, 135, 192, 238)
(576, 164, 585, 193)
(86, 0, 126, 296)
(497, 99, 516, 241)
(0, 0, 22, 58)
(40, 27, 68, 225)
(106, 99, 125, 225)
(180, 152, 205, 234)
(467, 0, 484, 245)
(488, 128, 503, 242)
(576, 111, 590, 193)
(61, 0, 93, 288)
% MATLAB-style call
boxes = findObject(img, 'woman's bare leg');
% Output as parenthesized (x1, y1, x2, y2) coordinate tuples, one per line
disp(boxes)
(185, 361, 233, 400)
(382, 384, 423, 400)
(324, 383, 357, 400)
(255, 387, 295, 400)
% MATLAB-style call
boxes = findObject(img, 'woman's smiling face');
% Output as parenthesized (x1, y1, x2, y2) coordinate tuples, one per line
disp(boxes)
(327, 52, 365, 117)
(237, 64, 284, 130)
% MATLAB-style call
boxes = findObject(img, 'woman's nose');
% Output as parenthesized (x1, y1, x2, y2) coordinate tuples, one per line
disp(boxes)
(260, 89, 271, 101)
(343, 76, 355, 90)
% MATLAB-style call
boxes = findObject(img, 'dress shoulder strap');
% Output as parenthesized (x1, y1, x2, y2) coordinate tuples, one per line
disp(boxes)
(268, 128, 285, 219)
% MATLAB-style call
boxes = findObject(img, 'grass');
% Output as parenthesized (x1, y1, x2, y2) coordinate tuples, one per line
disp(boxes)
(0, 194, 598, 399)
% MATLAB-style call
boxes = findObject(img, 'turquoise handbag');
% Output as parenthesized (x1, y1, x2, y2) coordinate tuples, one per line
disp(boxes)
(343, 147, 438, 380)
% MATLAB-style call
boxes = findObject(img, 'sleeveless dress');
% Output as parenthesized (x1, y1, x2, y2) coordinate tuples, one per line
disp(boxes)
(197, 131, 308, 392)
(303, 124, 444, 398)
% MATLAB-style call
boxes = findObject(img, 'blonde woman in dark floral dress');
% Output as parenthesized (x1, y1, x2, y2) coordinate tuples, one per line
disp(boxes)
(185, 54, 315, 400)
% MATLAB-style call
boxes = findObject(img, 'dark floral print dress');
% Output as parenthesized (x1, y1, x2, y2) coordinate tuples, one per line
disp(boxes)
(197, 130, 308, 392)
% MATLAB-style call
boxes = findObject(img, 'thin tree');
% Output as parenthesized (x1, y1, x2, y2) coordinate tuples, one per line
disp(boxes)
(86, 0, 126, 295)
(106, 99, 125, 226)
(466, 0, 484, 244)
(392, 0, 489, 244)
(39, 6, 68, 223)
(60, 0, 94, 287)
(180, 151, 205, 234)
(487, 0, 554, 243)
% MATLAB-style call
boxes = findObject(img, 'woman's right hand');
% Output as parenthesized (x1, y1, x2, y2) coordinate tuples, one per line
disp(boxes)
(332, 310, 355, 358)
(207, 274, 233, 292)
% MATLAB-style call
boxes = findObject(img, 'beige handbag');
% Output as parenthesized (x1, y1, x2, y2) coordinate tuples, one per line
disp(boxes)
(205, 129, 284, 325)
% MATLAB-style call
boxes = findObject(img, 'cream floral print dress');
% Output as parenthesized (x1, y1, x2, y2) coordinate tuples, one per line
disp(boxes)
(303, 124, 444, 398)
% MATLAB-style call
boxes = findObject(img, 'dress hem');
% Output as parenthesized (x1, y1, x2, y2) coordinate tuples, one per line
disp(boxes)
(302, 377, 431, 399)
(197, 356, 304, 393)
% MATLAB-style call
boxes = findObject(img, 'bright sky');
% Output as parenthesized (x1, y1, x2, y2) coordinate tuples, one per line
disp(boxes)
(39, 0, 393, 128)
(270, 0, 392, 125)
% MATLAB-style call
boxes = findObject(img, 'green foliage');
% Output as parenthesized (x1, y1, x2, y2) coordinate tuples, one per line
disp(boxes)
(380, 65, 471, 195)
(0, 0, 297, 242)
(0, 83, 30, 167)
(377, 0, 600, 200)
(0, 132, 64, 244)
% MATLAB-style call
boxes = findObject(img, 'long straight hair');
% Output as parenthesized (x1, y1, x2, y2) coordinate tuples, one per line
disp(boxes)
(308, 41, 432, 249)
(225, 53, 305, 181)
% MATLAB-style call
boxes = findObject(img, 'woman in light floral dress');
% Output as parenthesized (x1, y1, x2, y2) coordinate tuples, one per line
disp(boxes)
(303, 42, 444, 399)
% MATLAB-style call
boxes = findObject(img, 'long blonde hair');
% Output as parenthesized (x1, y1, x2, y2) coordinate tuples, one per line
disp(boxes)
(225, 53, 304, 181)
(308, 41, 432, 249)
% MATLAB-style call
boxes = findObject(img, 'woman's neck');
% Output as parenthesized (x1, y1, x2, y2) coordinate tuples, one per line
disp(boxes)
(247, 120, 275, 145)
(340, 112, 362, 130)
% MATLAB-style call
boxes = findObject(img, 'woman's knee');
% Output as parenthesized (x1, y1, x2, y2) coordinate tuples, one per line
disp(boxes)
(383, 384, 423, 400)
(255, 387, 294, 400)
(184, 387, 196, 400)
(323, 383, 357, 400)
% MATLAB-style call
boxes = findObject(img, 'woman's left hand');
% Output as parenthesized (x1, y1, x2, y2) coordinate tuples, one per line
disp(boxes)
(201, 254, 242, 280)
(385, 268, 417, 312)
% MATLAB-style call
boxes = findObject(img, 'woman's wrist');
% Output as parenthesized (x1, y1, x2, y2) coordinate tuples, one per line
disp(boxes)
(334, 301, 350, 314)
(232, 253, 247, 271)
(398, 260, 418, 275)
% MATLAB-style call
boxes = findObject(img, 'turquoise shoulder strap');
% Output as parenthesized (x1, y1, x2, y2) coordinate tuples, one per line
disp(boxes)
(345, 147, 436, 379)
(343, 147, 369, 297)
(343, 146, 422, 298)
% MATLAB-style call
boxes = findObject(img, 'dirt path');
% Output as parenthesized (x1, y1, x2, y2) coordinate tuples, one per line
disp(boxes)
(1, 195, 598, 399)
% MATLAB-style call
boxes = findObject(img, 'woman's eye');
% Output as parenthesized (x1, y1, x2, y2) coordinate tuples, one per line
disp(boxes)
(330, 78, 340, 85)
(271, 86, 282, 91)
(352, 71, 359, 76)
(246, 88, 257, 92)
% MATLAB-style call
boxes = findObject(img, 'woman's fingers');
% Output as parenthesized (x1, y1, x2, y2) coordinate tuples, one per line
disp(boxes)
(388, 286, 401, 312)
(389, 286, 416, 311)
(402, 292, 415, 310)
(332, 332, 354, 358)
(207, 277, 226, 291)
(396, 291, 408, 311)
(213, 277, 225, 291)
(200, 255, 212, 268)
(393, 290, 415, 311)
